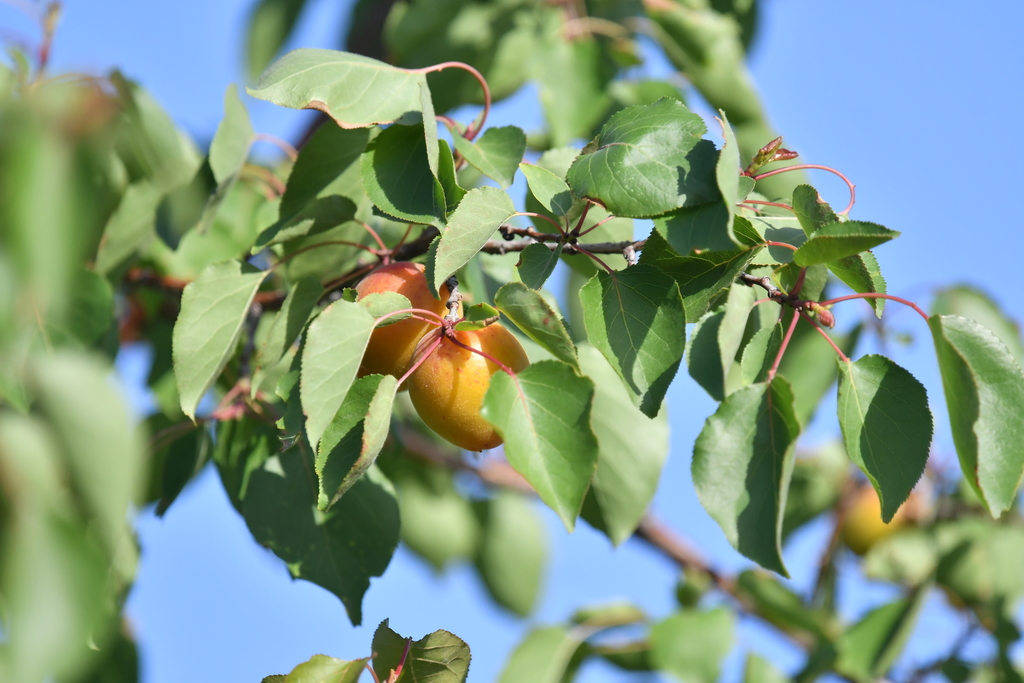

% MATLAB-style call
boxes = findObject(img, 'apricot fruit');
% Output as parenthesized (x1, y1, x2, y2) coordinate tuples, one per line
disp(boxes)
(408, 323, 530, 451)
(841, 485, 910, 555)
(355, 262, 449, 382)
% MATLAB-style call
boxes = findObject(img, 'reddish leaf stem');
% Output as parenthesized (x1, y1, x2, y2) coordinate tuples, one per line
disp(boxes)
(763, 240, 799, 252)
(445, 330, 519, 377)
(390, 638, 413, 683)
(752, 164, 856, 215)
(571, 201, 592, 235)
(397, 332, 444, 387)
(819, 292, 929, 323)
(741, 199, 794, 213)
(798, 311, 849, 362)
(360, 222, 388, 251)
(412, 61, 491, 141)
(271, 240, 379, 270)
(254, 132, 298, 161)
(573, 244, 616, 274)
(514, 211, 568, 236)
(575, 213, 618, 238)
(767, 311, 801, 382)
(375, 307, 445, 327)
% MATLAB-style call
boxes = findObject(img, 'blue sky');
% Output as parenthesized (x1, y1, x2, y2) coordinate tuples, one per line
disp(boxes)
(5, 0, 1023, 681)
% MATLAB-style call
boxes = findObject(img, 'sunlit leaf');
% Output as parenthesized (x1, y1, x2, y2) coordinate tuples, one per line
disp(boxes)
(300, 298, 376, 450)
(930, 315, 1024, 517)
(567, 98, 718, 218)
(453, 125, 525, 189)
(494, 282, 578, 370)
(316, 374, 397, 510)
(835, 583, 930, 683)
(209, 84, 254, 185)
(372, 620, 471, 683)
(793, 221, 899, 267)
(173, 260, 269, 419)
(498, 626, 586, 683)
(650, 608, 735, 683)
(482, 361, 598, 531)
(473, 491, 547, 616)
(429, 186, 516, 295)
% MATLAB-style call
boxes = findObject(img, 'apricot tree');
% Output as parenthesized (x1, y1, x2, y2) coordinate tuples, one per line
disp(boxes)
(2, 1, 1024, 682)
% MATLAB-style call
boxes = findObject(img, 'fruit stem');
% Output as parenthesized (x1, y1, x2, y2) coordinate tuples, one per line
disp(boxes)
(445, 331, 518, 378)
(397, 332, 444, 387)
(751, 164, 856, 215)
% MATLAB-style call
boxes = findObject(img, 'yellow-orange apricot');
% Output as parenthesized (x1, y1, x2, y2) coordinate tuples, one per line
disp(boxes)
(408, 324, 530, 451)
(355, 262, 449, 382)
(841, 485, 911, 556)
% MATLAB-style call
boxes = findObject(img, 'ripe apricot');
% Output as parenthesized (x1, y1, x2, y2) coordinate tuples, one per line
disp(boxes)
(841, 485, 910, 555)
(408, 323, 530, 451)
(355, 262, 449, 382)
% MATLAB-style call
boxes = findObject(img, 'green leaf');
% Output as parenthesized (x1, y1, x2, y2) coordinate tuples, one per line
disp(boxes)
(650, 608, 735, 683)
(793, 221, 899, 266)
(566, 98, 719, 218)
(535, 33, 613, 148)
(437, 138, 466, 214)
(933, 284, 1024, 365)
(515, 243, 562, 291)
(244, 0, 310, 82)
(827, 250, 887, 317)
(473, 491, 547, 617)
(929, 315, 1024, 516)
(640, 227, 755, 323)
(740, 323, 783, 386)
(112, 73, 202, 192)
(254, 195, 359, 252)
(173, 260, 269, 419)
(580, 265, 686, 417)
(361, 122, 444, 227)
(453, 126, 526, 189)
(692, 379, 800, 575)
(482, 361, 598, 532)
(935, 519, 1024, 606)
(242, 455, 399, 626)
(278, 125, 371, 223)
(519, 163, 573, 217)
(837, 355, 932, 522)
(685, 283, 756, 401)
(498, 626, 586, 683)
(653, 203, 734, 255)
(300, 298, 376, 450)
(745, 216, 806, 265)
(94, 181, 163, 275)
(579, 343, 669, 545)
(31, 352, 146, 556)
(316, 374, 397, 510)
(372, 620, 471, 683)
(209, 85, 254, 185)
(284, 654, 368, 683)
(494, 282, 579, 370)
(392, 460, 478, 572)
(430, 186, 516, 295)
(779, 318, 862, 426)
(743, 654, 787, 683)
(791, 184, 837, 236)
(45, 266, 114, 347)
(835, 583, 930, 683)
(735, 570, 837, 642)
(252, 276, 322, 387)
(358, 292, 412, 323)
(715, 111, 744, 244)
(248, 49, 429, 130)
